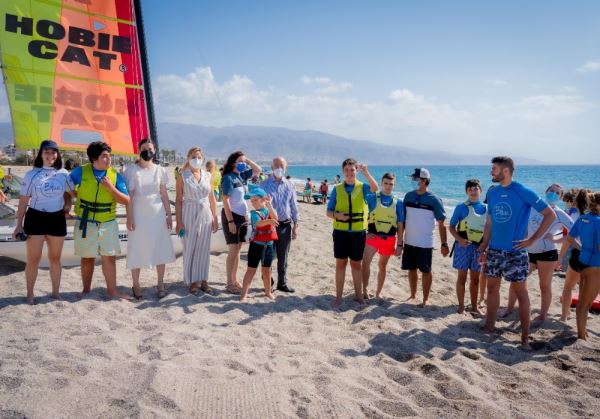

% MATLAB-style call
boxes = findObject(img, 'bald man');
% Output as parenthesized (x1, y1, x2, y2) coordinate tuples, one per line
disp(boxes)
(260, 157, 299, 292)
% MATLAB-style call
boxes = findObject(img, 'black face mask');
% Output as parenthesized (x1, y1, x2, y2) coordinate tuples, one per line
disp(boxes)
(140, 150, 154, 161)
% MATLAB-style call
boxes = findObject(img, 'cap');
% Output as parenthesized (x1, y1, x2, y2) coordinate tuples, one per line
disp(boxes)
(40, 140, 59, 150)
(244, 186, 267, 200)
(409, 168, 431, 180)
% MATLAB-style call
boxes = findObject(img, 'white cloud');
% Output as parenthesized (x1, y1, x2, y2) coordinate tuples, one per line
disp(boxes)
(512, 95, 592, 121)
(576, 61, 600, 73)
(300, 75, 352, 95)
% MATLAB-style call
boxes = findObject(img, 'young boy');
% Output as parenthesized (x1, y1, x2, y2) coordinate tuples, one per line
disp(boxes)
(362, 173, 405, 299)
(326, 158, 378, 308)
(448, 179, 486, 314)
(240, 187, 279, 302)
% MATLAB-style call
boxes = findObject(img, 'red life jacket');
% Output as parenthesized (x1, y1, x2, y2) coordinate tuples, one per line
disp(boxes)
(252, 210, 278, 243)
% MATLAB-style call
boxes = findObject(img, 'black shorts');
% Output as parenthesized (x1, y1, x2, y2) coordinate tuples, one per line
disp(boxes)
(23, 208, 67, 237)
(528, 249, 558, 264)
(222, 209, 248, 245)
(568, 248, 588, 273)
(247, 241, 274, 268)
(401, 244, 433, 273)
(333, 230, 366, 261)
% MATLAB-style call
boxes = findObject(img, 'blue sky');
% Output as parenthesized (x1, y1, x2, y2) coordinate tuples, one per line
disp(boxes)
(2, 0, 600, 162)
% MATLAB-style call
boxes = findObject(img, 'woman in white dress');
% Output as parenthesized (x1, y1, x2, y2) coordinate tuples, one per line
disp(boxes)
(125, 139, 175, 299)
(175, 147, 219, 294)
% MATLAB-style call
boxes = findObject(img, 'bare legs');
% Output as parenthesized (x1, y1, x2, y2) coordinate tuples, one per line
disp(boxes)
(333, 258, 364, 308)
(80, 256, 129, 299)
(532, 260, 556, 325)
(239, 266, 273, 302)
(226, 243, 243, 291)
(560, 266, 580, 321)
(576, 267, 600, 340)
(484, 277, 530, 346)
(456, 269, 481, 313)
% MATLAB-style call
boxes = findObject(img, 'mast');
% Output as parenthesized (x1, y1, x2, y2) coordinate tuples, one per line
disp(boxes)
(133, 0, 159, 155)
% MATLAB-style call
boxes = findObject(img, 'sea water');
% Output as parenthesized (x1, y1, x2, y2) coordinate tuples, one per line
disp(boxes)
(286, 165, 600, 212)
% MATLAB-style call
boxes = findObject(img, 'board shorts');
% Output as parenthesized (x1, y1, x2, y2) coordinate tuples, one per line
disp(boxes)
(74, 219, 121, 257)
(365, 233, 396, 256)
(452, 242, 482, 272)
(247, 241, 274, 268)
(401, 244, 433, 273)
(484, 248, 529, 282)
(333, 230, 366, 261)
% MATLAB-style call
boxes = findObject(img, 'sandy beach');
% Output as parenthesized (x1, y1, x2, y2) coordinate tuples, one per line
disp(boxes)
(1, 167, 600, 418)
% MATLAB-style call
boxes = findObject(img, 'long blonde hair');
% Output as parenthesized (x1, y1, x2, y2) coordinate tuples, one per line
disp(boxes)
(181, 147, 203, 171)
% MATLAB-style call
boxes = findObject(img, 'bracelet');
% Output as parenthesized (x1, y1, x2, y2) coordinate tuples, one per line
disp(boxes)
(441, 243, 449, 248)
(228, 220, 234, 224)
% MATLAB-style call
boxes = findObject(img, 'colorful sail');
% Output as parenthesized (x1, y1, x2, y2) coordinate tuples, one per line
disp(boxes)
(0, 0, 154, 154)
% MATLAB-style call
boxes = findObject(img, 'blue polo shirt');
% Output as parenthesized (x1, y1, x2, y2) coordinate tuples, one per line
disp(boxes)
(485, 181, 547, 251)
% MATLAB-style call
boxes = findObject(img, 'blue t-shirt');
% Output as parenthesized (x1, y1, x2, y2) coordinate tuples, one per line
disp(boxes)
(221, 169, 253, 216)
(365, 192, 405, 223)
(485, 181, 548, 251)
(327, 182, 372, 233)
(568, 213, 600, 267)
(450, 201, 487, 227)
(250, 207, 274, 245)
(69, 165, 128, 195)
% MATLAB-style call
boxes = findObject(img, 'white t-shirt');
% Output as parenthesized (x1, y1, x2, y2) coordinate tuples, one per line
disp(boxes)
(20, 167, 74, 212)
(527, 206, 573, 254)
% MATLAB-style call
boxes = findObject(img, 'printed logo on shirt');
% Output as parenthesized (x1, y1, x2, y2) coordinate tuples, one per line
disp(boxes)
(493, 202, 512, 223)
(40, 177, 64, 197)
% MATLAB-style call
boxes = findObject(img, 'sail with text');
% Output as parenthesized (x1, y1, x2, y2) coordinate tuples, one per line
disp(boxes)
(0, 0, 157, 154)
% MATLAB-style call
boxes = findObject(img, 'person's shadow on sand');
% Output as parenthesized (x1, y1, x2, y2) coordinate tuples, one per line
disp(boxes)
(341, 320, 579, 366)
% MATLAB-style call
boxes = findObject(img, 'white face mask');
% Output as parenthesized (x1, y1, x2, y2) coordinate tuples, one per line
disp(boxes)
(189, 158, 203, 169)
(273, 168, 285, 178)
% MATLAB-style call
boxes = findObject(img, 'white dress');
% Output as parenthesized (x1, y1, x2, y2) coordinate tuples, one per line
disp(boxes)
(181, 169, 213, 284)
(125, 164, 175, 269)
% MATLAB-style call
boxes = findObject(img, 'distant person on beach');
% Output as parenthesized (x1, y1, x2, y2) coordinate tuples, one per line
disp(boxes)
(175, 147, 219, 295)
(362, 172, 404, 299)
(401, 168, 448, 307)
(261, 156, 299, 293)
(448, 179, 486, 314)
(221, 151, 262, 293)
(561, 191, 600, 340)
(477, 156, 555, 347)
(124, 139, 176, 300)
(240, 187, 278, 302)
(327, 158, 378, 308)
(335, 174, 341, 185)
(319, 180, 329, 204)
(206, 159, 221, 201)
(303, 178, 313, 203)
(502, 183, 573, 327)
(12, 140, 75, 304)
(558, 189, 590, 321)
(70, 141, 131, 300)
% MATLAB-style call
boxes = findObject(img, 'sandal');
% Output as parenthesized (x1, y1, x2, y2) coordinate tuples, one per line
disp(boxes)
(132, 287, 143, 301)
(200, 282, 213, 295)
(157, 288, 168, 299)
(224, 286, 241, 294)
(189, 284, 199, 295)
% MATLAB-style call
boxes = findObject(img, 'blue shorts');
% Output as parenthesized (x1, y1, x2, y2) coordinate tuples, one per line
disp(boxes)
(452, 243, 481, 272)
(484, 248, 529, 282)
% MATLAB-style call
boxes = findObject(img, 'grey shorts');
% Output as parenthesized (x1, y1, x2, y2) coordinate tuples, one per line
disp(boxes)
(484, 248, 529, 282)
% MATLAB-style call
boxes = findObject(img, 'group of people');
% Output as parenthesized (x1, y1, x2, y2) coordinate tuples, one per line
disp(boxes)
(10, 140, 600, 344)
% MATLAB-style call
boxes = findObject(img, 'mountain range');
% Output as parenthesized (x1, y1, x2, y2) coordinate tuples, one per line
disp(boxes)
(0, 122, 542, 164)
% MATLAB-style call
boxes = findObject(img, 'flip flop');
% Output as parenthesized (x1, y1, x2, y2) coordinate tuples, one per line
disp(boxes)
(157, 289, 168, 299)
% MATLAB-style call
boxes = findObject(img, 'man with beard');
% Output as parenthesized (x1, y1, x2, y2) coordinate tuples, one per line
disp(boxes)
(477, 156, 555, 347)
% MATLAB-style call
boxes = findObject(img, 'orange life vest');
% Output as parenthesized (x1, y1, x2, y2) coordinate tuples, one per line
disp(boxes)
(252, 210, 278, 243)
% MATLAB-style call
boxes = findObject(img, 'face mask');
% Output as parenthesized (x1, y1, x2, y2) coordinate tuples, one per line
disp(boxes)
(140, 150, 154, 162)
(273, 168, 285, 178)
(412, 179, 421, 189)
(189, 158, 203, 169)
(236, 162, 248, 172)
(546, 191, 560, 205)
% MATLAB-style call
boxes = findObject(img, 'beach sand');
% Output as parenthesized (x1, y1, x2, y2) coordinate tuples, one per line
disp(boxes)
(1, 169, 600, 418)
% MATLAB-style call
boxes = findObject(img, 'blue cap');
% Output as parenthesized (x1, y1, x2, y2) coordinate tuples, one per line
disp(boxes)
(244, 187, 267, 200)
(40, 140, 59, 150)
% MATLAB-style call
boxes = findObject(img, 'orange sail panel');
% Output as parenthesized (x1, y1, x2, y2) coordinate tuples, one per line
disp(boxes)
(0, 0, 150, 154)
